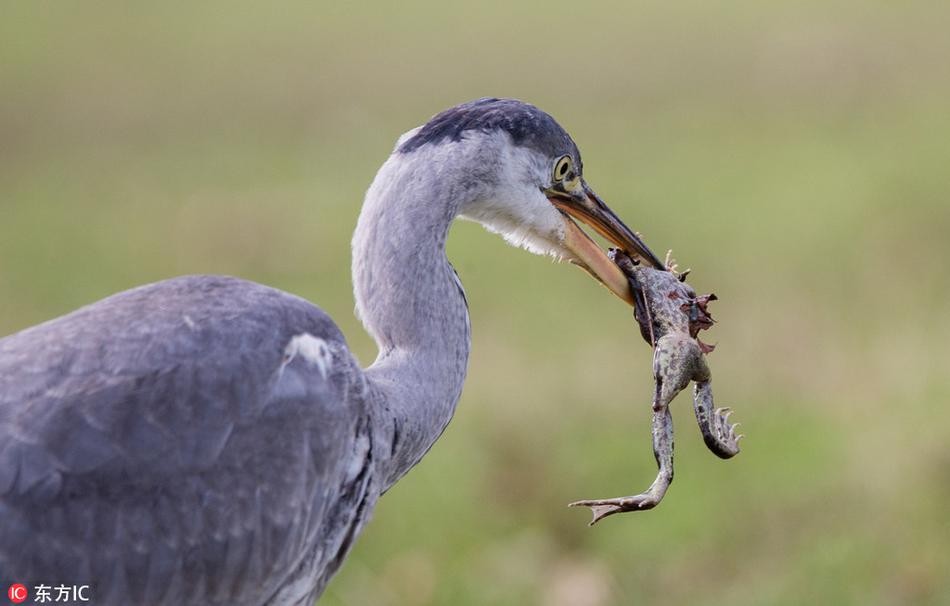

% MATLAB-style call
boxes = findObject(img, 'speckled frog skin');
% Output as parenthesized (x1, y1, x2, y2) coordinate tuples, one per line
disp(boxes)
(571, 251, 742, 525)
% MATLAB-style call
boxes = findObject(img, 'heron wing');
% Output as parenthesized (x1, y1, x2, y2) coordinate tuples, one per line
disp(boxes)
(0, 276, 374, 605)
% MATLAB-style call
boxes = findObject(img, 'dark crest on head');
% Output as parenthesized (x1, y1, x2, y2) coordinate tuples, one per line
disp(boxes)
(398, 98, 582, 169)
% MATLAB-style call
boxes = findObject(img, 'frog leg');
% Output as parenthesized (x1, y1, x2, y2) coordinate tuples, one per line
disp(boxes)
(692, 374, 743, 459)
(569, 338, 685, 525)
(569, 405, 673, 525)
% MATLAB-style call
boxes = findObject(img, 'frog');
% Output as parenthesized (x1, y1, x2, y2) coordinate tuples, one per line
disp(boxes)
(570, 249, 742, 525)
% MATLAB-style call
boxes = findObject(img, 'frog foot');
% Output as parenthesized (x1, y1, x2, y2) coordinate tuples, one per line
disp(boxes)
(693, 380, 743, 459)
(703, 406, 743, 459)
(568, 492, 663, 526)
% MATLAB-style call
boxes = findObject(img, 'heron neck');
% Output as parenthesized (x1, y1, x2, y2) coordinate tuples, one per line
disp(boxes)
(352, 155, 471, 491)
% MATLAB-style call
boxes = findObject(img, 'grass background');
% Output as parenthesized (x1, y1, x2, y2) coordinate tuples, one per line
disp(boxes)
(2, 2, 949, 604)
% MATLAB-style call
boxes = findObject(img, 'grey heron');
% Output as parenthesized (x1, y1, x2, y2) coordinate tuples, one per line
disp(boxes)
(0, 98, 664, 605)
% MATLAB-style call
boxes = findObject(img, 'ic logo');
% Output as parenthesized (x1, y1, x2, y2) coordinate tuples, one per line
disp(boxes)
(7, 584, 27, 604)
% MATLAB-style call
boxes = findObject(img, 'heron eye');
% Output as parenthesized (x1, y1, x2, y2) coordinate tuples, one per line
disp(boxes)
(553, 155, 573, 183)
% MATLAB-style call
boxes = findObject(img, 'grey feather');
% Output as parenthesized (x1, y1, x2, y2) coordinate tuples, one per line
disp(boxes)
(0, 276, 377, 604)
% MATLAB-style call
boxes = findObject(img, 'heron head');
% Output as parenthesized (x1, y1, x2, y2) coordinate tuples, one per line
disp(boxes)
(394, 98, 664, 306)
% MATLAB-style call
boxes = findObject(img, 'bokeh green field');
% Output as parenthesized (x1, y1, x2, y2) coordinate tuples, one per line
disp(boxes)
(2, 2, 949, 605)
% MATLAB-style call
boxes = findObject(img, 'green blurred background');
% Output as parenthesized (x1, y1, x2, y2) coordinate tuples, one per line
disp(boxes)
(2, 2, 948, 604)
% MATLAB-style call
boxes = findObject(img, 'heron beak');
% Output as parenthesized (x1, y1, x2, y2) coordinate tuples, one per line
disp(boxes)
(549, 182, 665, 306)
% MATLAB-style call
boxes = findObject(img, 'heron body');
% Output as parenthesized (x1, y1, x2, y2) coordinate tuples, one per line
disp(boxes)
(0, 98, 662, 604)
(0, 277, 375, 604)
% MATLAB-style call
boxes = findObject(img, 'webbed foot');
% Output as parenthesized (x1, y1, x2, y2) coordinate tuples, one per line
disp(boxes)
(569, 491, 664, 526)
(712, 406, 744, 456)
(696, 395, 743, 459)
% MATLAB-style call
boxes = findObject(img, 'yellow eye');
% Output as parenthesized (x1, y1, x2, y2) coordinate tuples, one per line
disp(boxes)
(553, 155, 573, 183)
